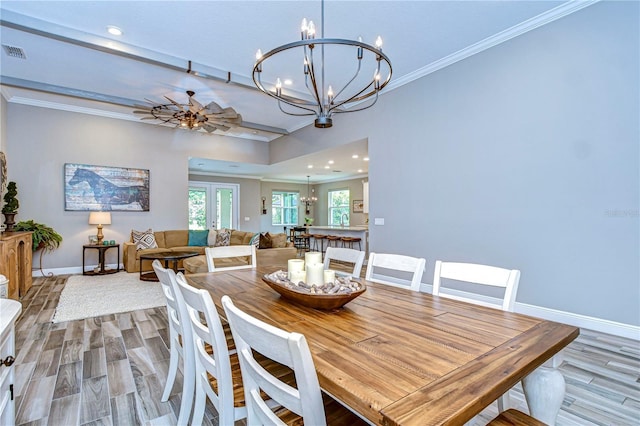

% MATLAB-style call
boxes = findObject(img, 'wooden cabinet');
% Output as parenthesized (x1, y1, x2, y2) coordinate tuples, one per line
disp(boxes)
(0, 232, 33, 300)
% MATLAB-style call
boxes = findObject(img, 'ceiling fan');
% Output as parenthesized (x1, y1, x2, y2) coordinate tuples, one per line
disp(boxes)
(133, 90, 242, 133)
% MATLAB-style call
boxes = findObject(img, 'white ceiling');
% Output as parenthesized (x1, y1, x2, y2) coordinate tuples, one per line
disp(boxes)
(0, 0, 590, 183)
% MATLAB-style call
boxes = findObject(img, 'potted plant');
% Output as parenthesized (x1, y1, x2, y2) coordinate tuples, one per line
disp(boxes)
(304, 217, 314, 226)
(14, 220, 63, 276)
(2, 181, 19, 231)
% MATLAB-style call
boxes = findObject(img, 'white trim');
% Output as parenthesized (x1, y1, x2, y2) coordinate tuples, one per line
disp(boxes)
(32, 263, 123, 278)
(515, 302, 640, 342)
(419, 284, 639, 341)
(383, 0, 600, 94)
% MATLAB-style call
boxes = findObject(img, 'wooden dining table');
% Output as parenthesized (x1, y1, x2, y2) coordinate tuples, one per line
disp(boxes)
(186, 266, 579, 426)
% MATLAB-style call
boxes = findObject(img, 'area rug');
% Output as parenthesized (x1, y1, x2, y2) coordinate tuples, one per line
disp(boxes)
(52, 272, 165, 323)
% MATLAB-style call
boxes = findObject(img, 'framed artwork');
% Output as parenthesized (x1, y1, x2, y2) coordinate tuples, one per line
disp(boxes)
(64, 163, 150, 211)
(352, 199, 364, 213)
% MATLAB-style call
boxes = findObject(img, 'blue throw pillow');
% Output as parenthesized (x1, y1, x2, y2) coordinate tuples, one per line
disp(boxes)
(188, 230, 209, 246)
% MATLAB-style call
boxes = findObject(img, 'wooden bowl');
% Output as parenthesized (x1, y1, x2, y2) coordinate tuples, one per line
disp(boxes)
(261, 275, 366, 310)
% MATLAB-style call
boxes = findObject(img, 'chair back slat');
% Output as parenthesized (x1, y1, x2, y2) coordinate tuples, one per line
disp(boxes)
(365, 252, 426, 291)
(205, 245, 257, 272)
(432, 260, 521, 312)
(323, 246, 366, 277)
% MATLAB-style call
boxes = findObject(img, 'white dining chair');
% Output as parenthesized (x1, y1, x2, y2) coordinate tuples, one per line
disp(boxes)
(152, 260, 195, 425)
(432, 260, 521, 412)
(221, 295, 367, 426)
(323, 246, 366, 277)
(432, 260, 521, 312)
(365, 252, 426, 291)
(174, 273, 247, 425)
(205, 244, 257, 272)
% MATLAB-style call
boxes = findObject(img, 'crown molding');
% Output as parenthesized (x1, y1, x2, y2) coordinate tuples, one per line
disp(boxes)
(381, 0, 600, 94)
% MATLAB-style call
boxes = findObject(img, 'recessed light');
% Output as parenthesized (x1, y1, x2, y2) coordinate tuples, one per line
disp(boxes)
(358, 169, 363, 173)
(106, 25, 123, 36)
(284, 79, 293, 85)
(324, 165, 330, 169)
(363, 157, 369, 161)
(328, 160, 334, 164)
(352, 154, 359, 159)
(307, 165, 313, 169)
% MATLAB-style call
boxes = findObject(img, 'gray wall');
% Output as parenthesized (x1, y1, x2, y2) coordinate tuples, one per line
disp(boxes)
(3, 105, 269, 270)
(270, 2, 640, 326)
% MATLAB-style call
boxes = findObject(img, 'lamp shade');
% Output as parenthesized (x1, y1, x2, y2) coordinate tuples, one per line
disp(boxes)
(88, 212, 111, 225)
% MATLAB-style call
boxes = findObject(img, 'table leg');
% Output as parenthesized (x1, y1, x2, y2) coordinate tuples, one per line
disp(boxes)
(99, 249, 105, 272)
(521, 354, 565, 425)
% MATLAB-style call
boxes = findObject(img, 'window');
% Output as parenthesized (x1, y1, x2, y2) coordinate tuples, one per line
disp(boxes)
(272, 191, 299, 226)
(188, 182, 238, 230)
(328, 189, 350, 226)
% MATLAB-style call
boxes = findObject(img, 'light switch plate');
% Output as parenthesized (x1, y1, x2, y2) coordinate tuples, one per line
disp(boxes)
(244, 217, 250, 221)
(374, 218, 385, 225)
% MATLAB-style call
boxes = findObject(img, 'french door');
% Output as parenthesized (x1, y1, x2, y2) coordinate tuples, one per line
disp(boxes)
(188, 182, 239, 230)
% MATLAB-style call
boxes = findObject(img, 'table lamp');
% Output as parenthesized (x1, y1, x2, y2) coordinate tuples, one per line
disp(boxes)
(89, 211, 111, 244)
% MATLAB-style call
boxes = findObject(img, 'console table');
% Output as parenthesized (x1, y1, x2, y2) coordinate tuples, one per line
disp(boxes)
(0, 232, 33, 300)
(83, 244, 120, 275)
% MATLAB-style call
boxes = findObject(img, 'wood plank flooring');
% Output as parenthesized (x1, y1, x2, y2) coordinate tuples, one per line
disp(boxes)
(11, 274, 640, 426)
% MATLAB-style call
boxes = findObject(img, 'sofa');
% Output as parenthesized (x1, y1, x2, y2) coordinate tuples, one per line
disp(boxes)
(123, 229, 296, 273)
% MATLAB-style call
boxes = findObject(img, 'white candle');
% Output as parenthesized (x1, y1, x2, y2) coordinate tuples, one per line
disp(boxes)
(306, 263, 324, 286)
(324, 269, 336, 284)
(287, 259, 305, 279)
(305, 251, 322, 266)
(290, 270, 306, 284)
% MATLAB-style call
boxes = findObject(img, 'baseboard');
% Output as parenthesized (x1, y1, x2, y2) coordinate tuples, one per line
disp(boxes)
(514, 302, 640, 341)
(32, 263, 124, 277)
(419, 283, 639, 341)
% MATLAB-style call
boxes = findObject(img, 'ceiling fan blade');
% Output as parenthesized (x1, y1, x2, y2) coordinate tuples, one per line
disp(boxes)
(164, 96, 185, 111)
(204, 101, 224, 114)
(189, 96, 204, 113)
(133, 110, 152, 114)
(203, 124, 218, 133)
(139, 116, 157, 120)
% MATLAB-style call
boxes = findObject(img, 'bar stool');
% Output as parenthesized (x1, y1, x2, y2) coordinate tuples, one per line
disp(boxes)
(311, 234, 327, 254)
(341, 236, 362, 250)
(326, 235, 341, 249)
(299, 232, 311, 253)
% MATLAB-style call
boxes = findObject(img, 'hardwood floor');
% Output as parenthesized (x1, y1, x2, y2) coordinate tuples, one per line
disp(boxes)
(11, 274, 640, 426)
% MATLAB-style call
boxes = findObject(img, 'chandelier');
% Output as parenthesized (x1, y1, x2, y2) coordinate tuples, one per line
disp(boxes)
(133, 90, 242, 133)
(300, 176, 317, 214)
(252, 0, 392, 128)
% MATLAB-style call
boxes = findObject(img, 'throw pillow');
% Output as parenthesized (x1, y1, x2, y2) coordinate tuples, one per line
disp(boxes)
(215, 228, 231, 247)
(207, 229, 218, 247)
(258, 232, 272, 249)
(132, 228, 158, 250)
(270, 233, 288, 248)
(249, 233, 260, 247)
(188, 230, 209, 246)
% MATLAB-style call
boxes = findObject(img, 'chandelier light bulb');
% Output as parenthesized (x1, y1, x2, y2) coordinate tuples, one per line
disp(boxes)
(375, 36, 383, 49)
(307, 21, 316, 38)
(301, 18, 308, 33)
(275, 78, 282, 96)
(327, 85, 334, 103)
(256, 49, 263, 60)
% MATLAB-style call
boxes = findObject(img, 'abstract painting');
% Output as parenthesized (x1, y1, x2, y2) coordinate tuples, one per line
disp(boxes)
(64, 163, 150, 211)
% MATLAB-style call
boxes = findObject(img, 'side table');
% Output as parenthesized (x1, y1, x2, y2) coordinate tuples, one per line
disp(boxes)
(83, 244, 120, 275)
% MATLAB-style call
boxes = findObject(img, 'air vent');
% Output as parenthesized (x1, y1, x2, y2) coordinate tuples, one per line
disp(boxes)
(2, 45, 26, 59)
